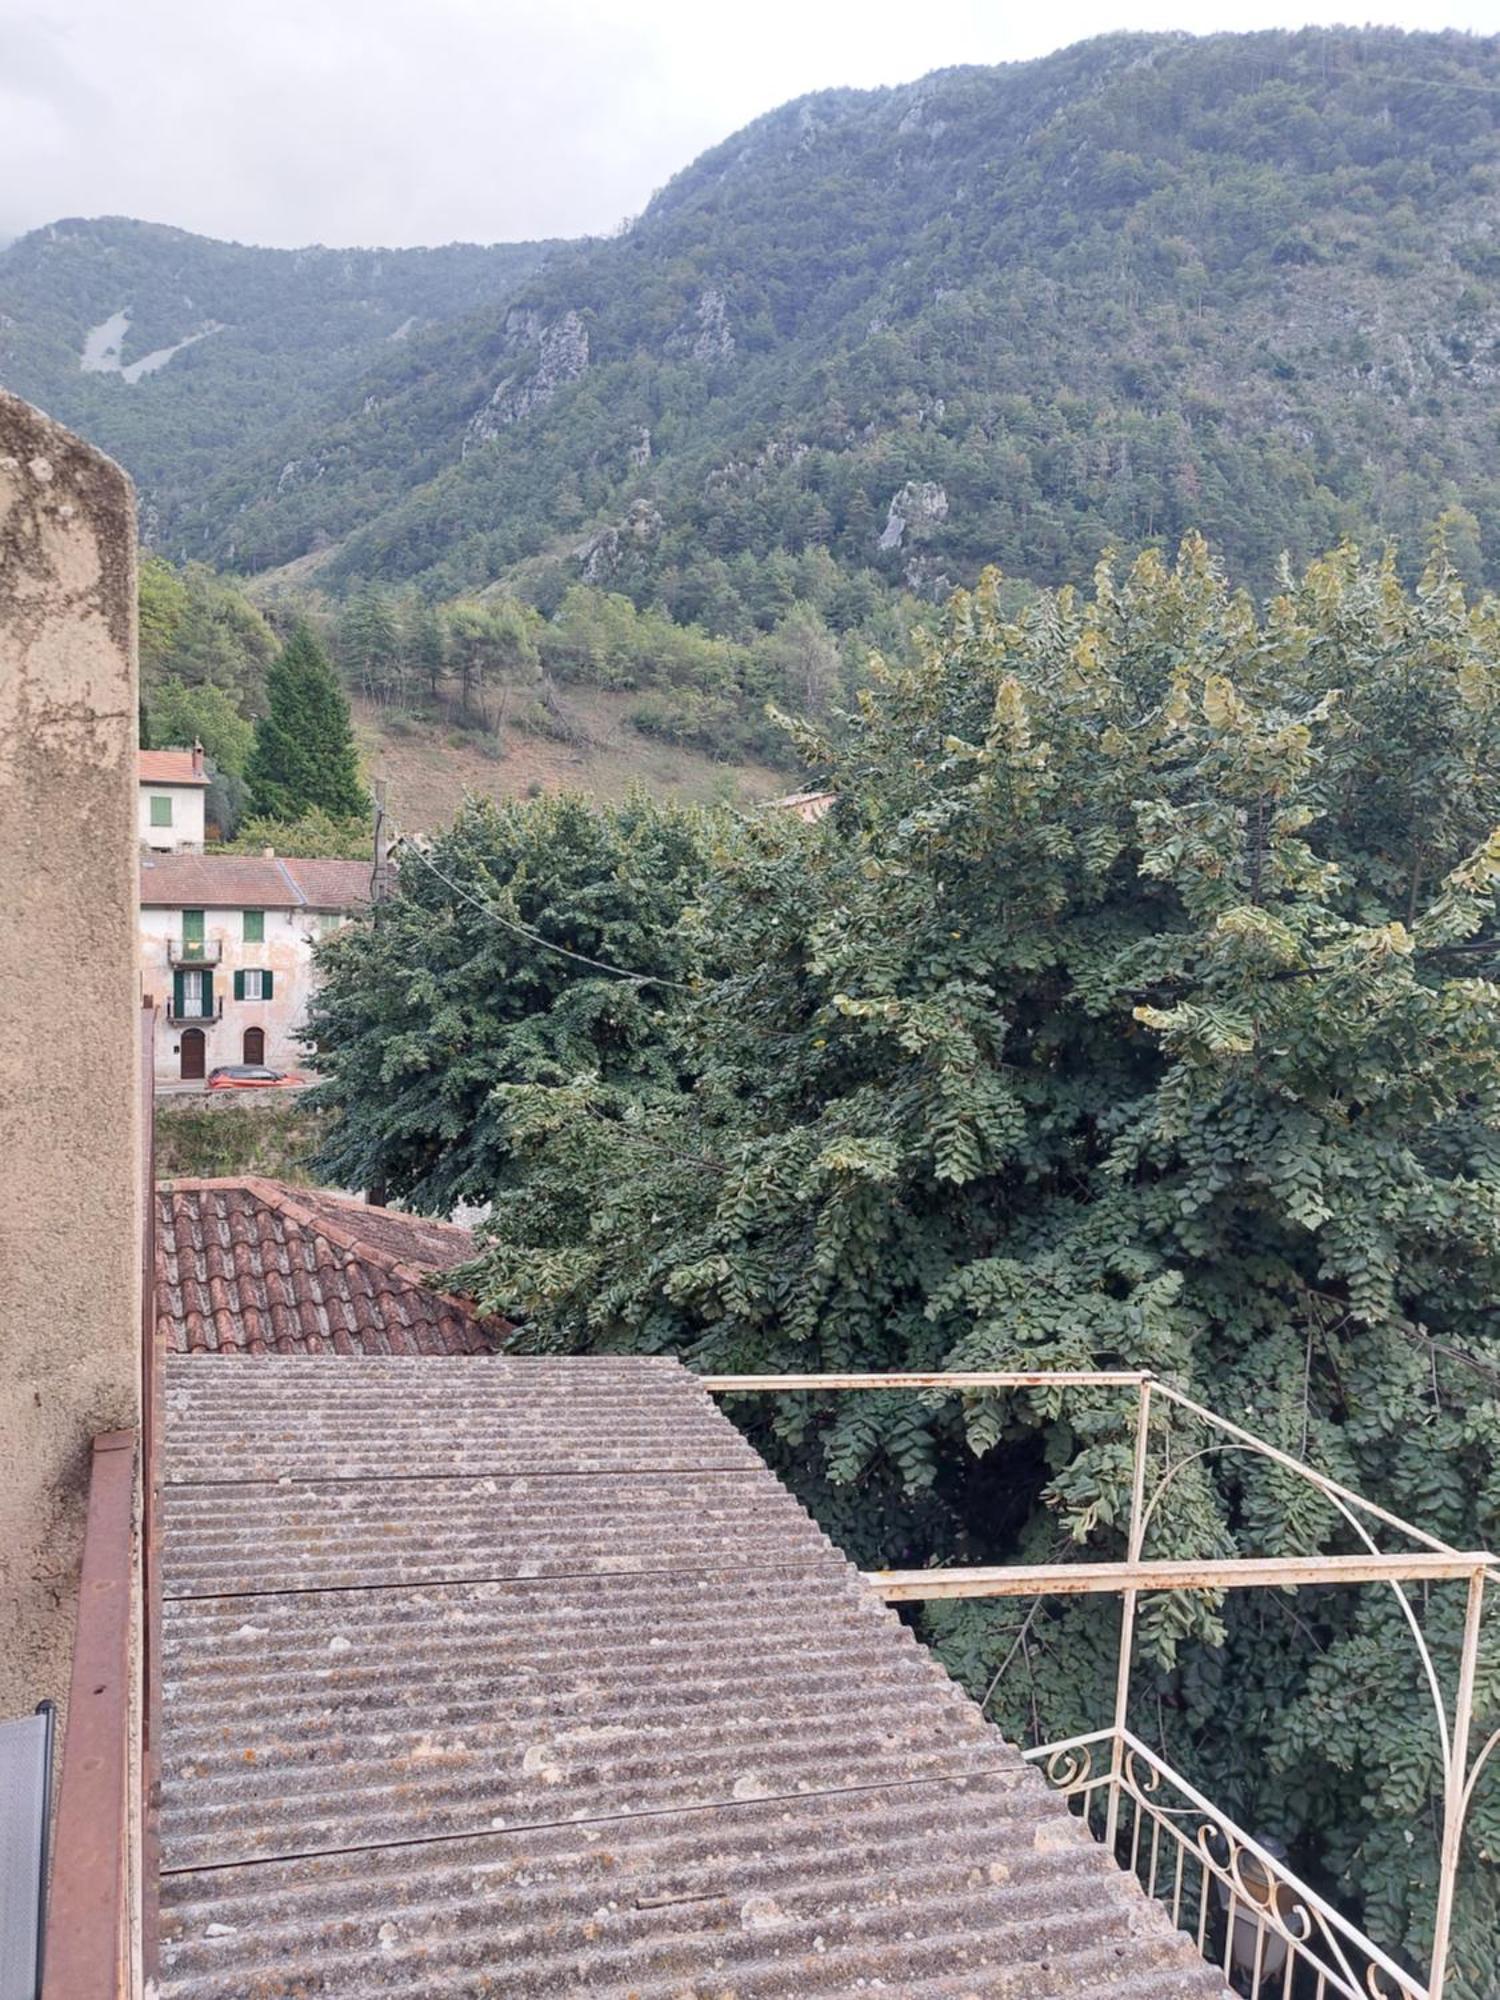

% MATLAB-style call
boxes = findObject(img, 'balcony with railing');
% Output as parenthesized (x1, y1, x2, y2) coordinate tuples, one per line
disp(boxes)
(706, 1369, 1499, 2000)
(168, 936, 221, 967)
(165, 995, 222, 1027)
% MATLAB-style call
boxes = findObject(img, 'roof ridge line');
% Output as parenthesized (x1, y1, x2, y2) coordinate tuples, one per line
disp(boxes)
(240, 1180, 508, 1335)
(271, 855, 307, 907)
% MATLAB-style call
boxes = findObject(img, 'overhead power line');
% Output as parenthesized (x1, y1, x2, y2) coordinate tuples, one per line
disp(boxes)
(390, 833, 692, 991)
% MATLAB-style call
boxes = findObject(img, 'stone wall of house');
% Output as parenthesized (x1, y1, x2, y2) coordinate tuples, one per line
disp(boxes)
(0, 393, 142, 1725)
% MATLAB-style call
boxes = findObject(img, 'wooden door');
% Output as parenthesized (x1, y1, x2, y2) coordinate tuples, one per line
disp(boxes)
(180, 1028, 206, 1081)
(242, 1026, 265, 1065)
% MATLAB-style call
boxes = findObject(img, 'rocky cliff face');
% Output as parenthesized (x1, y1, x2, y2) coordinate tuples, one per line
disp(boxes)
(574, 498, 663, 583)
(878, 481, 948, 551)
(665, 287, 735, 363)
(465, 311, 591, 449)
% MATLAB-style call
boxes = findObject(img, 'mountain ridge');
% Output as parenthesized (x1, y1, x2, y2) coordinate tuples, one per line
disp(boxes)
(186, 25, 1500, 613)
(8, 27, 1500, 629)
(0, 215, 559, 535)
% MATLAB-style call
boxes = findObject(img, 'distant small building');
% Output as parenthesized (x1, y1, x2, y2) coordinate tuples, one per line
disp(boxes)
(139, 851, 372, 1083)
(764, 787, 837, 824)
(140, 744, 210, 851)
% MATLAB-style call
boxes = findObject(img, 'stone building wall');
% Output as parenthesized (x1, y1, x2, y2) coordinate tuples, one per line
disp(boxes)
(0, 391, 142, 1721)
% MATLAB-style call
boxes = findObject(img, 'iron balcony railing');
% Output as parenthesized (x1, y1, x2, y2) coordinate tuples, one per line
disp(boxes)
(168, 937, 221, 967)
(165, 997, 222, 1027)
(703, 1369, 1499, 2000)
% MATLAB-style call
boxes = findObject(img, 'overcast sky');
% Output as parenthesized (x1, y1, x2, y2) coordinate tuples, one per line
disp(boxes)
(2, 1, 1495, 249)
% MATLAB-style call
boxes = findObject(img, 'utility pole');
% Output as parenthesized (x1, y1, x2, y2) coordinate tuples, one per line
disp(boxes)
(366, 776, 392, 1209)
(370, 777, 389, 918)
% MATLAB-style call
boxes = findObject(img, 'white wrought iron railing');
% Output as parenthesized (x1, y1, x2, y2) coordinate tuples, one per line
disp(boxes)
(703, 1369, 1499, 2000)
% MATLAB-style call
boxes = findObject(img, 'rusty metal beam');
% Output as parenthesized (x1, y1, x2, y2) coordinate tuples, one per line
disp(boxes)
(41, 1429, 136, 2000)
(702, 1369, 1150, 1392)
(864, 1550, 1493, 1602)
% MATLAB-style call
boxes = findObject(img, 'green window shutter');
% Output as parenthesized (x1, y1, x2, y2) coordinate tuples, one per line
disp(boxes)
(263, 969, 274, 1000)
(183, 908, 204, 943)
(150, 795, 172, 827)
(173, 969, 184, 1017)
(243, 910, 264, 943)
(233, 970, 245, 1001)
(202, 971, 214, 1016)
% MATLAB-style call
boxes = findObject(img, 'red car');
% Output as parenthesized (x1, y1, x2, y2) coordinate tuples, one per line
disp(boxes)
(206, 1065, 306, 1091)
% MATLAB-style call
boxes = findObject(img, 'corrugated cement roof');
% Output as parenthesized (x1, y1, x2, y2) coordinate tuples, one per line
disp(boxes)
(156, 1354, 1230, 1999)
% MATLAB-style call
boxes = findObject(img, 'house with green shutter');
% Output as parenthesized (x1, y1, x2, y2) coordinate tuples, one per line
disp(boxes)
(138, 747, 208, 852)
(138, 852, 371, 1083)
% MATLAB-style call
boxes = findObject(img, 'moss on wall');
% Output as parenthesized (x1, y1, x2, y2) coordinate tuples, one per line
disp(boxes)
(155, 1094, 333, 1184)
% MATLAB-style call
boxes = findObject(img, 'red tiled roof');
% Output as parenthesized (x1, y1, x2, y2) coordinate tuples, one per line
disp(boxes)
(140, 749, 208, 787)
(154, 1178, 505, 1357)
(281, 856, 376, 911)
(764, 788, 837, 823)
(138, 853, 371, 910)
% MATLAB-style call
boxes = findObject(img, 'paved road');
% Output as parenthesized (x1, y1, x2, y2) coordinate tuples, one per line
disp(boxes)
(154, 1079, 319, 1103)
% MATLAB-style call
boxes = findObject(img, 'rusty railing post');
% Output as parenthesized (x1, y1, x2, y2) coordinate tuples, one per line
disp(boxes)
(1105, 1375, 1152, 1855)
(1429, 1562, 1485, 2000)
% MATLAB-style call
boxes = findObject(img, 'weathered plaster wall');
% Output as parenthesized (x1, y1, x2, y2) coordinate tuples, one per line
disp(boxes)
(0, 392, 141, 1719)
(138, 780, 205, 851)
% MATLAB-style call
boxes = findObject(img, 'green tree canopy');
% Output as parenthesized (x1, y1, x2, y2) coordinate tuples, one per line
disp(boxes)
(144, 678, 255, 777)
(441, 598, 541, 726)
(338, 586, 403, 706)
(303, 535, 1500, 1990)
(221, 807, 372, 860)
(400, 592, 448, 697)
(138, 554, 191, 674)
(245, 624, 370, 822)
(138, 556, 276, 705)
(306, 790, 714, 1211)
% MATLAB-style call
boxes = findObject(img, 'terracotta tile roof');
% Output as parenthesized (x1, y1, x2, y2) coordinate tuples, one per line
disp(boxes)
(765, 786, 837, 823)
(139, 748, 207, 787)
(280, 855, 377, 910)
(282, 1187, 481, 1270)
(155, 1356, 1230, 1999)
(138, 852, 371, 910)
(154, 1178, 503, 1357)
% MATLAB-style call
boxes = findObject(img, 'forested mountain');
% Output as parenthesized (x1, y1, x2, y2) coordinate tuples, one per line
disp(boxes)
(0, 218, 555, 536)
(12, 29, 1500, 772)
(139, 24, 1500, 624)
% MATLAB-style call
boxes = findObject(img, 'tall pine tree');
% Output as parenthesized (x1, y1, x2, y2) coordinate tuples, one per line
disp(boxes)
(246, 624, 369, 823)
